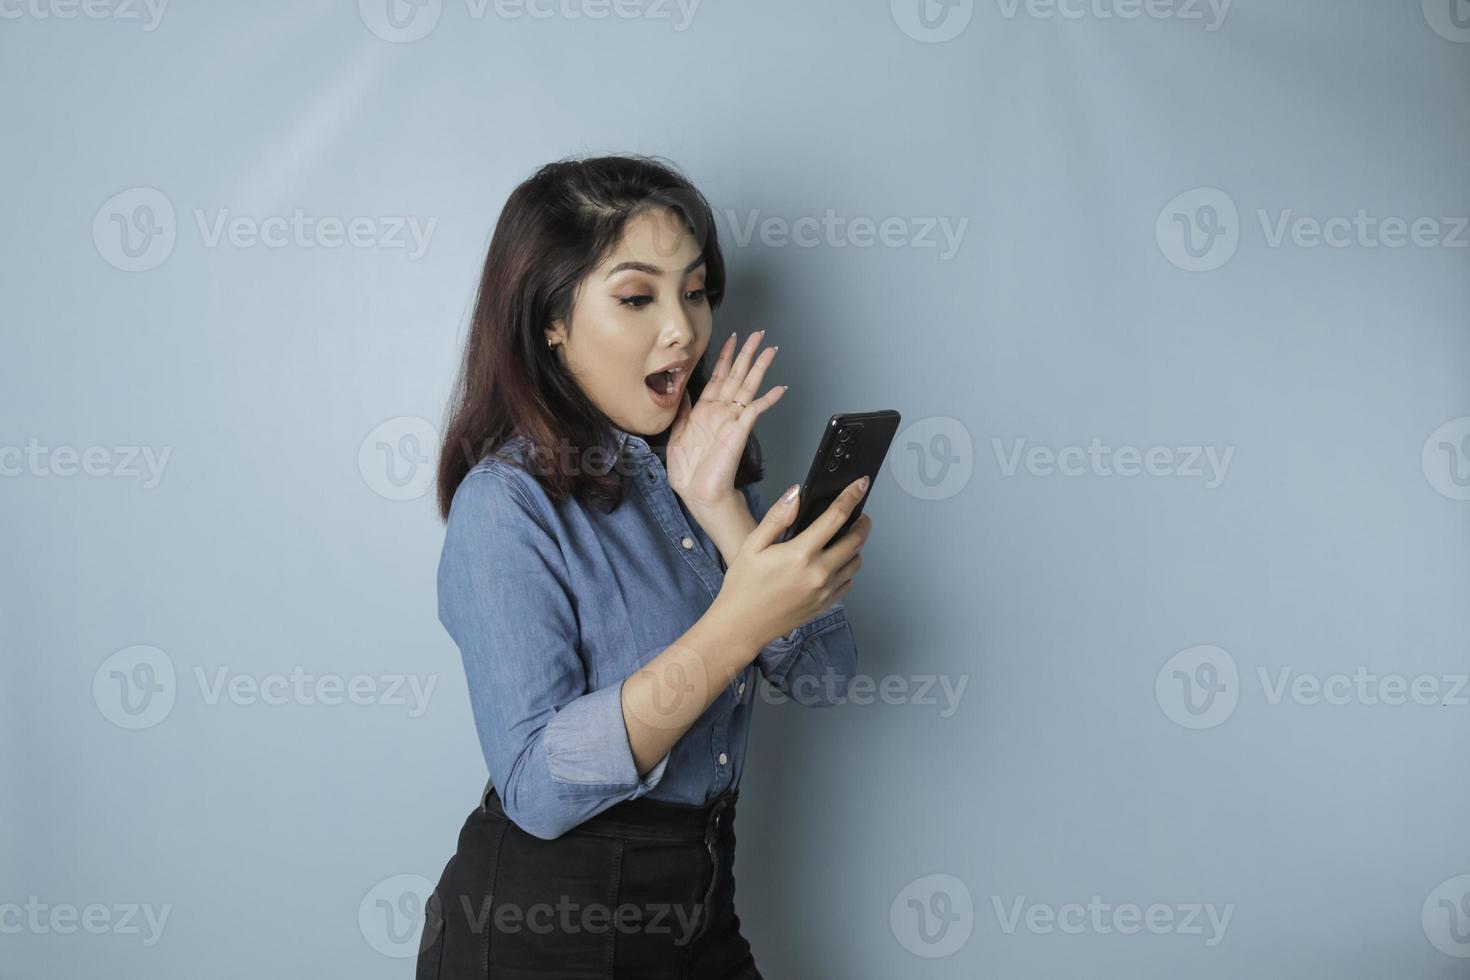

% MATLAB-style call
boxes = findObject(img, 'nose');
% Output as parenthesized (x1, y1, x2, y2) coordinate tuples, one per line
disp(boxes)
(659, 299, 696, 348)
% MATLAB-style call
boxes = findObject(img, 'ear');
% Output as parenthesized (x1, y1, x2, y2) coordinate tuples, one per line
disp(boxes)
(544, 319, 568, 349)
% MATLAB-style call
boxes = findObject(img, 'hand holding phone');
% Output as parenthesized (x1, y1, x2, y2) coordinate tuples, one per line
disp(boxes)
(716, 474, 873, 650)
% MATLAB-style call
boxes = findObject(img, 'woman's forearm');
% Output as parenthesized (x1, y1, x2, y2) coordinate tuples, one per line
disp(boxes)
(620, 595, 761, 776)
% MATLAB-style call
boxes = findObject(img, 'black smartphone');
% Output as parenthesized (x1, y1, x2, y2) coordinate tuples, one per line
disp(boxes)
(780, 410, 901, 545)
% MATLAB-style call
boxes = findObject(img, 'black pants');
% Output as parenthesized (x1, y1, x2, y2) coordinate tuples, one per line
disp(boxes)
(417, 786, 763, 979)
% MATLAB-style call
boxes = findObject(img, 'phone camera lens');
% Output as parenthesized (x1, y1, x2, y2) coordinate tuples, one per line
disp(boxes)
(837, 428, 852, 443)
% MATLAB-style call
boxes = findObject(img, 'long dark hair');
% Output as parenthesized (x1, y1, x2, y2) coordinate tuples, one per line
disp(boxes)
(437, 154, 764, 521)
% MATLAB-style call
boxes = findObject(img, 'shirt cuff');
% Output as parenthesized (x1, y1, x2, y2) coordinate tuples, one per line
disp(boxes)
(757, 603, 849, 689)
(543, 681, 669, 800)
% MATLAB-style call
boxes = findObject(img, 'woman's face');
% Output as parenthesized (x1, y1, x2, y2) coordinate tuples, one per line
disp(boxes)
(546, 207, 714, 436)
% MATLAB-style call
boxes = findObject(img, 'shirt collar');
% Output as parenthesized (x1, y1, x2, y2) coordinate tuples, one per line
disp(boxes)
(612, 424, 654, 455)
(611, 424, 673, 476)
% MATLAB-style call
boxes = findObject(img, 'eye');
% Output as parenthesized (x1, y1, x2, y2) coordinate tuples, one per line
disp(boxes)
(616, 294, 654, 309)
(685, 288, 709, 302)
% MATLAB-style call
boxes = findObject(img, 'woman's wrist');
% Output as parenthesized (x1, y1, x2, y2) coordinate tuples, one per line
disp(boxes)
(698, 593, 766, 671)
(681, 489, 756, 565)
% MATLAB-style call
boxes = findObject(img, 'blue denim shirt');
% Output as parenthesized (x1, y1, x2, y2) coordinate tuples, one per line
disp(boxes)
(436, 427, 858, 840)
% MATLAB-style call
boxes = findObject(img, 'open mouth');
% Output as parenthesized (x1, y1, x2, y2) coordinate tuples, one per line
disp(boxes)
(643, 360, 691, 407)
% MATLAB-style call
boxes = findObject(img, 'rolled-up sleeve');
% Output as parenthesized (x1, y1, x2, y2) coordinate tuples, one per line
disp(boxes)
(739, 482, 860, 707)
(438, 464, 669, 840)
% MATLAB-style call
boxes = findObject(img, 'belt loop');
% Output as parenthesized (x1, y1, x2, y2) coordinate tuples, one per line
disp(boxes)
(706, 793, 730, 844)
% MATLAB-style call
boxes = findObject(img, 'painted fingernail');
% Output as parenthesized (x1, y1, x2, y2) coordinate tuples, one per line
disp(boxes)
(781, 483, 800, 505)
(857, 476, 870, 492)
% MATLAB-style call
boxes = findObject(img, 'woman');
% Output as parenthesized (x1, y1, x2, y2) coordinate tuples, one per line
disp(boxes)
(420, 155, 871, 979)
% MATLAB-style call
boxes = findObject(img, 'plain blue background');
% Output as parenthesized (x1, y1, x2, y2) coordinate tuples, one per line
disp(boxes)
(2, 0, 1468, 976)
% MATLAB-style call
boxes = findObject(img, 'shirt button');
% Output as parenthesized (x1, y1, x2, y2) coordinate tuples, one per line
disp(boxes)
(680, 536, 694, 549)
(737, 682, 746, 696)
(718, 752, 729, 766)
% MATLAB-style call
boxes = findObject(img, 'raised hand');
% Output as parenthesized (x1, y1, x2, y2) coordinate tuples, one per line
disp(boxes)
(665, 330, 787, 510)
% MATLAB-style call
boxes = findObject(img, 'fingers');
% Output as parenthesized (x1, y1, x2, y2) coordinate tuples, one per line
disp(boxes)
(829, 548, 863, 593)
(733, 345, 778, 406)
(673, 388, 693, 427)
(727, 383, 788, 443)
(748, 382, 787, 416)
(791, 476, 870, 551)
(745, 481, 800, 551)
(717, 330, 766, 401)
(813, 512, 870, 572)
(706, 334, 735, 390)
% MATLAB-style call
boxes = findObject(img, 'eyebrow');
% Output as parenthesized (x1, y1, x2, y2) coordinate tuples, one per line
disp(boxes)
(603, 255, 707, 280)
